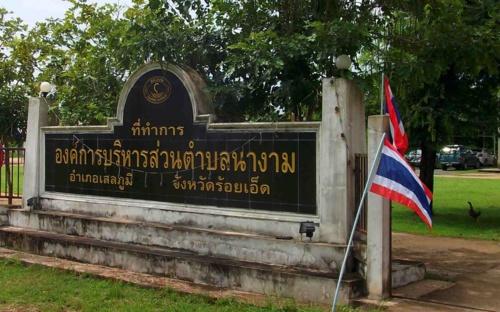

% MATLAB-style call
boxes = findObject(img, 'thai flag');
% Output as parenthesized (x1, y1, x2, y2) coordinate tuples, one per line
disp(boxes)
(370, 138, 433, 228)
(384, 76, 409, 155)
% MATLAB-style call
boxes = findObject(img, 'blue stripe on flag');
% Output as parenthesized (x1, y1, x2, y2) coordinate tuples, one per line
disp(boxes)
(376, 154, 430, 209)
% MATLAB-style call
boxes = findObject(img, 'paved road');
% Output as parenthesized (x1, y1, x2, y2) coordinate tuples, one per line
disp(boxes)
(390, 233, 500, 312)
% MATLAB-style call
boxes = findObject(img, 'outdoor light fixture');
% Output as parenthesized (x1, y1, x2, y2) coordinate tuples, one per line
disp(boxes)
(39, 81, 52, 97)
(335, 54, 352, 70)
(299, 221, 317, 241)
(26, 196, 40, 209)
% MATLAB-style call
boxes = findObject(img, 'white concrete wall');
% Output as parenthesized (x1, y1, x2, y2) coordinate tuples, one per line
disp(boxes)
(366, 115, 391, 299)
(23, 97, 48, 208)
(319, 78, 366, 243)
(26, 65, 367, 245)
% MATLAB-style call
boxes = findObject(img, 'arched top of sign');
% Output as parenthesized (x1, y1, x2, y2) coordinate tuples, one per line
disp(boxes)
(111, 63, 214, 129)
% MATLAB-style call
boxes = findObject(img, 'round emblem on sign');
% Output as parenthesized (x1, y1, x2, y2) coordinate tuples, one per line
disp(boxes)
(143, 76, 172, 104)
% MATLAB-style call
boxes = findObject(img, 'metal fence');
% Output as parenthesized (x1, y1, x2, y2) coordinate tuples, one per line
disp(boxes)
(354, 153, 368, 232)
(0, 147, 25, 206)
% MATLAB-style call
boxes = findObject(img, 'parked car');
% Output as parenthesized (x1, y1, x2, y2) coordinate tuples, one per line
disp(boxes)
(473, 149, 496, 166)
(405, 149, 421, 167)
(439, 145, 481, 170)
(405, 149, 440, 168)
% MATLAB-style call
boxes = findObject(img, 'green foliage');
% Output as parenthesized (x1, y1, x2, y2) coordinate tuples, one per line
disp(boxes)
(0, 0, 498, 177)
(1, 0, 383, 125)
(0, 8, 31, 145)
(382, 0, 499, 146)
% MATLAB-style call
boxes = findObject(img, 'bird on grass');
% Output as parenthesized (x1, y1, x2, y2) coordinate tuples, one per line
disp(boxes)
(468, 201, 481, 222)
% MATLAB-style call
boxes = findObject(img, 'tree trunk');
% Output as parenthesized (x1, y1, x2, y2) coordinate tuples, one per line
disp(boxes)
(419, 138, 435, 215)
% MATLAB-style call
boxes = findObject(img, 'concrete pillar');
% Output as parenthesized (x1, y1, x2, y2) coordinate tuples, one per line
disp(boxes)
(319, 78, 366, 244)
(23, 97, 48, 208)
(366, 115, 391, 299)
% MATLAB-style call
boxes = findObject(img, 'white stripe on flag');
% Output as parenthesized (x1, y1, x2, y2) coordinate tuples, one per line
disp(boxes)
(373, 175, 432, 225)
(382, 147, 431, 202)
(398, 121, 405, 134)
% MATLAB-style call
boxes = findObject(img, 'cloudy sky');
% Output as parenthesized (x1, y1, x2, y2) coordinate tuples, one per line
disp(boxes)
(1, 0, 133, 27)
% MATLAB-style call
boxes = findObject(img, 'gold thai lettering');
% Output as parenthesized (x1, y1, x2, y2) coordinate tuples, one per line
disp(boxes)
(130, 118, 184, 137)
(183, 141, 195, 170)
(70, 148, 78, 164)
(246, 152, 257, 172)
(142, 122, 151, 136)
(79, 149, 87, 165)
(260, 184, 270, 195)
(160, 150, 169, 168)
(170, 151, 182, 169)
(216, 176, 224, 192)
(234, 182, 244, 193)
(173, 173, 181, 190)
(195, 150, 205, 170)
(198, 176, 207, 191)
(140, 150, 149, 168)
(151, 125, 158, 136)
(55, 148, 63, 164)
(87, 149, 95, 165)
(131, 119, 141, 136)
(187, 180, 196, 190)
(268, 152, 280, 173)
(169, 175, 271, 196)
(159, 126, 168, 136)
(258, 153, 268, 172)
(250, 176, 259, 194)
(131, 150, 140, 167)
(206, 151, 218, 171)
(95, 149, 103, 166)
(102, 149, 113, 166)
(121, 150, 131, 167)
(281, 152, 296, 173)
(232, 151, 246, 172)
(54, 141, 296, 175)
(219, 152, 230, 171)
(149, 141, 160, 169)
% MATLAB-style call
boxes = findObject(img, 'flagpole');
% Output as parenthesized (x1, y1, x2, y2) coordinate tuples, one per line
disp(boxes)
(380, 72, 384, 115)
(331, 133, 387, 312)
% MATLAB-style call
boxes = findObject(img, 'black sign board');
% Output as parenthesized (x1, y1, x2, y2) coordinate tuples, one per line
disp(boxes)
(45, 66, 317, 214)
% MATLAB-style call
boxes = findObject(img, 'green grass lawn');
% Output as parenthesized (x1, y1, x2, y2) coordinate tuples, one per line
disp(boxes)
(0, 164, 24, 195)
(392, 176, 500, 240)
(0, 259, 374, 312)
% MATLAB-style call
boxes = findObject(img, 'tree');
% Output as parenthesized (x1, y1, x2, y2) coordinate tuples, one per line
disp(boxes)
(0, 8, 32, 145)
(17, 0, 383, 125)
(379, 0, 499, 210)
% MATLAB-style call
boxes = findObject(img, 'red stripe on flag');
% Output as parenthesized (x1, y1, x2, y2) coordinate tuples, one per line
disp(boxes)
(370, 183, 432, 229)
(382, 139, 433, 201)
(384, 76, 408, 154)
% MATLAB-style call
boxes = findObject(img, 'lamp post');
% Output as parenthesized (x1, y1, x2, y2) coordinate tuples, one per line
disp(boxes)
(335, 54, 352, 71)
(39, 81, 52, 98)
(39, 82, 57, 125)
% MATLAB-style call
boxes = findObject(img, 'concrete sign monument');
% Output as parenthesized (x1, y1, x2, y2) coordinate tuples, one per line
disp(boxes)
(44, 66, 317, 214)
(2, 63, 374, 304)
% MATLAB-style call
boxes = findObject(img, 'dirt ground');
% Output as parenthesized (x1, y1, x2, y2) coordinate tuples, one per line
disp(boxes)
(390, 233, 500, 311)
